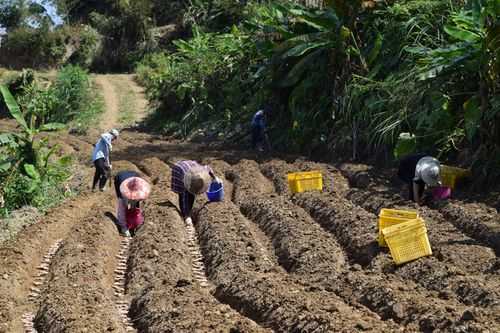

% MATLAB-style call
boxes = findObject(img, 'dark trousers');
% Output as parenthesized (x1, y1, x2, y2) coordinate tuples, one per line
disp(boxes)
(408, 181, 425, 202)
(178, 191, 195, 218)
(92, 158, 109, 190)
(251, 126, 264, 148)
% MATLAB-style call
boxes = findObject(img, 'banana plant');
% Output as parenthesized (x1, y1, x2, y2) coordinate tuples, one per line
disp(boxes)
(407, 0, 500, 143)
(0, 84, 67, 176)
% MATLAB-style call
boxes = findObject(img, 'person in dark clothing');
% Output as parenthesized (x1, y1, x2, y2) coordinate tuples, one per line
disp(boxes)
(114, 170, 151, 237)
(398, 153, 442, 205)
(251, 106, 270, 151)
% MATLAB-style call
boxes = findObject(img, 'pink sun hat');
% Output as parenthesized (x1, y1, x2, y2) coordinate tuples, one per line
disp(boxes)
(120, 177, 151, 201)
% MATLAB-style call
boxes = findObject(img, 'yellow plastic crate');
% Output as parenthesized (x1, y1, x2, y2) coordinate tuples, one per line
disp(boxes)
(440, 165, 471, 189)
(382, 218, 432, 265)
(378, 208, 418, 247)
(287, 170, 323, 193)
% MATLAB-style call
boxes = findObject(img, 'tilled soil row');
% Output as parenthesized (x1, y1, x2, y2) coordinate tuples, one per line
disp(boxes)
(232, 163, 487, 331)
(438, 201, 500, 256)
(35, 197, 127, 332)
(260, 161, 379, 265)
(21, 239, 63, 333)
(261, 161, 500, 321)
(338, 162, 500, 258)
(127, 158, 267, 332)
(0, 194, 99, 333)
(239, 196, 492, 332)
(196, 199, 396, 332)
(344, 186, 500, 306)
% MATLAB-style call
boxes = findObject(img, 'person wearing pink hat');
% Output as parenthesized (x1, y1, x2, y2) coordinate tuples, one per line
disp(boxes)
(114, 170, 151, 237)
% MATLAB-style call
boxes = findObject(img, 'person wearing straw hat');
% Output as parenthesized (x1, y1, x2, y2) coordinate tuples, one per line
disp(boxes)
(397, 153, 442, 205)
(91, 129, 119, 191)
(171, 160, 219, 223)
(114, 170, 151, 237)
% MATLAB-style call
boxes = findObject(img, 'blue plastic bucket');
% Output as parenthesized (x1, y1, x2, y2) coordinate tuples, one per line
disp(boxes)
(207, 181, 224, 202)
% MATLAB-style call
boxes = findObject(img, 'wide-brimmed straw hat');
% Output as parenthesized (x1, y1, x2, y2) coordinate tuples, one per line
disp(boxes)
(419, 157, 442, 187)
(184, 166, 211, 195)
(120, 177, 151, 200)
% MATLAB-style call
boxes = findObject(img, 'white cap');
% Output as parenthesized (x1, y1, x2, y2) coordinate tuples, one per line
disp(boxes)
(110, 129, 119, 138)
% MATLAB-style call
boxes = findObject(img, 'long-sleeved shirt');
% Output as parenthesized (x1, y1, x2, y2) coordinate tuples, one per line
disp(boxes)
(171, 160, 213, 194)
(91, 133, 113, 164)
(251, 110, 265, 129)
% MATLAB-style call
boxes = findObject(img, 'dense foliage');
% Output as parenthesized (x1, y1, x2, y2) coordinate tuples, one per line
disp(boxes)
(0, 66, 103, 214)
(137, 0, 500, 183)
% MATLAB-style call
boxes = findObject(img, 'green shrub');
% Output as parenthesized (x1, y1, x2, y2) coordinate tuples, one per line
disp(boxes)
(137, 25, 258, 135)
(0, 27, 66, 68)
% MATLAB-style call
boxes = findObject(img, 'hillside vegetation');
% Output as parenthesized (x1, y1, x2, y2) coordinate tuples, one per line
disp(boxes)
(1, 0, 500, 183)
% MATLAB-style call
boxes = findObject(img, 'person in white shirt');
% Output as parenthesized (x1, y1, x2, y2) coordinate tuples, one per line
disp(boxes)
(91, 129, 119, 191)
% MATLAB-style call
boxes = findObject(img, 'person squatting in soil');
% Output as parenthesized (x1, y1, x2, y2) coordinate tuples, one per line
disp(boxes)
(91, 129, 119, 191)
(251, 106, 271, 152)
(171, 160, 220, 223)
(114, 170, 151, 237)
(397, 153, 442, 205)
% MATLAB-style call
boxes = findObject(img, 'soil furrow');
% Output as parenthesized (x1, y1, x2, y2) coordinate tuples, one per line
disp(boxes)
(127, 158, 268, 332)
(0, 194, 99, 333)
(337, 162, 500, 258)
(35, 196, 127, 332)
(233, 163, 490, 331)
(261, 161, 500, 314)
(438, 200, 500, 256)
(240, 196, 494, 331)
(196, 200, 397, 332)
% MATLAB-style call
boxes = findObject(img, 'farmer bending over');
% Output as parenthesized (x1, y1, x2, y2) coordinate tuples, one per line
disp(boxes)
(251, 106, 271, 152)
(91, 129, 119, 191)
(114, 170, 151, 237)
(398, 153, 442, 205)
(171, 160, 218, 223)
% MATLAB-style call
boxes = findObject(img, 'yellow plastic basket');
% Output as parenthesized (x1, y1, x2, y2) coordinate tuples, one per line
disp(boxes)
(378, 209, 418, 247)
(382, 218, 432, 265)
(440, 165, 471, 189)
(287, 170, 323, 193)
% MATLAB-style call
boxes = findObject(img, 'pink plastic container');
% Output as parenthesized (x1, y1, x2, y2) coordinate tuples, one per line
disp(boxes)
(126, 208, 144, 230)
(432, 186, 451, 200)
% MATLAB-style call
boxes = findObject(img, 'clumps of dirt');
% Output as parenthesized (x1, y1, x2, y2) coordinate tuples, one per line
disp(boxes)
(439, 201, 500, 255)
(240, 196, 346, 276)
(35, 198, 126, 333)
(338, 163, 374, 189)
(260, 159, 293, 195)
(0, 193, 99, 333)
(196, 200, 395, 332)
(295, 192, 380, 266)
(228, 159, 275, 204)
(127, 160, 266, 332)
(233, 172, 480, 331)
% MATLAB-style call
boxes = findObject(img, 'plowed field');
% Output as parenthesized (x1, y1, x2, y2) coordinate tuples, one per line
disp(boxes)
(1, 124, 500, 332)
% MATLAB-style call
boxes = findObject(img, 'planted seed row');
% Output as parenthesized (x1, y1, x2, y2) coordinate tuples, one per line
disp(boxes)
(114, 237, 134, 331)
(21, 239, 63, 333)
(185, 218, 209, 288)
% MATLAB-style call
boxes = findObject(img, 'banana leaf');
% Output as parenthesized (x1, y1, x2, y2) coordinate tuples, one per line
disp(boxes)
(0, 84, 28, 131)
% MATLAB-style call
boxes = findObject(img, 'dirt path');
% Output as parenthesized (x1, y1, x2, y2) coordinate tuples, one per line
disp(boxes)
(94, 74, 149, 131)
